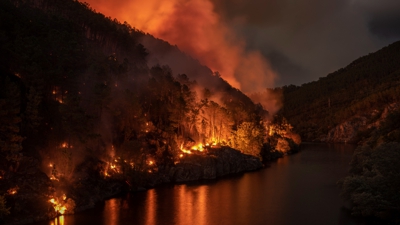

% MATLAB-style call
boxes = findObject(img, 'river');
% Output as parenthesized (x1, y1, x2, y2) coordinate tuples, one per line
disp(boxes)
(36, 143, 365, 225)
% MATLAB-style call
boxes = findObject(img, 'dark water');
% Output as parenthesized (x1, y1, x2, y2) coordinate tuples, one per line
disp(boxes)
(38, 143, 365, 225)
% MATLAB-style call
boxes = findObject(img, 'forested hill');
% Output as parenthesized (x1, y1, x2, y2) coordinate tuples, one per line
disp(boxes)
(279, 40, 400, 143)
(0, 0, 303, 222)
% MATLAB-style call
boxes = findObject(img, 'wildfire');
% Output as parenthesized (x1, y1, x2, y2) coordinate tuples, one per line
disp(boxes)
(191, 143, 204, 152)
(7, 187, 18, 195)
(180, 142, 213, 155)
(49, 195, 67, 215)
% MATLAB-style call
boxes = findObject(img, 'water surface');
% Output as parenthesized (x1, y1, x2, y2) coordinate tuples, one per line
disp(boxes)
(38, 143, 364, 225)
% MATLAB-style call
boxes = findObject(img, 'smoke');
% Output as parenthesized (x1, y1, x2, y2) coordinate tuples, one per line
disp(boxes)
(249, 89, 282, 117)
(85, 0, 279, 109)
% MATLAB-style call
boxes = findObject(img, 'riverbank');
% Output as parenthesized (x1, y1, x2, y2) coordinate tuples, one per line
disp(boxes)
(2, 145, 299, 225)
(31, 143, 361, 225)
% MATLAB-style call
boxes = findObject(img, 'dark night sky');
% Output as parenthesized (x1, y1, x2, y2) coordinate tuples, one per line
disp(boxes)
(84, 0, 400, 89)
(211, 0, 400, 86)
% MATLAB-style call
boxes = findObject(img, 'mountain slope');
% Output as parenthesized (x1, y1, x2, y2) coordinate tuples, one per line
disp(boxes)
(280, 40, 400, 143)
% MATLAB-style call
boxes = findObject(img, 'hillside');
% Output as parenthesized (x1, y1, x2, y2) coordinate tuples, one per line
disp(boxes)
(279, 41, 400, 143)
(0, 0, 300, 223)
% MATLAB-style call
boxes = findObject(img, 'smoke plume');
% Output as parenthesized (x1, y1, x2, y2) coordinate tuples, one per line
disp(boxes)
(85, 0, 278, 106)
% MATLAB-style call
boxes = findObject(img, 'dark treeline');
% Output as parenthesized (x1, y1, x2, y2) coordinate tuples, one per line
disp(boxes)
(276, 38, 400, 223)
(278, 41, 400, 141)
(0, 0, 299, 223)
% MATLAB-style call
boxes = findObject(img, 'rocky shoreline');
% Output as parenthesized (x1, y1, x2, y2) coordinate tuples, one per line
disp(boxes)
(1, 147, 272, 225)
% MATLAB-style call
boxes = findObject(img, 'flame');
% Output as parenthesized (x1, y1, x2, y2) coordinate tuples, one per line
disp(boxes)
(148, 160, 154, 165)
(191, 143, 204, 152)
(49, 195, 68, 215)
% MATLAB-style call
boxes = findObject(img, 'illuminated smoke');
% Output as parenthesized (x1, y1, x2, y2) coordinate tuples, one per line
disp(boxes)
(84, 0, 279, 111)
(85, 0, 279, 108)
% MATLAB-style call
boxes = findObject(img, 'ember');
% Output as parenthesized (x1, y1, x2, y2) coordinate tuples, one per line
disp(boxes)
(7, 187, 18, 195)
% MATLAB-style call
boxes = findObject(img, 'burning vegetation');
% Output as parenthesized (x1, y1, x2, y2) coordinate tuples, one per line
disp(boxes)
(0, 0, 300, 223)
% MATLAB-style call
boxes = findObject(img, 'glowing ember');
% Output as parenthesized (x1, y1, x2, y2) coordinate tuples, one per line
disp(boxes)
(181, 149, 191, 154)
(50, 175, 59, 181)
(49, 163, 53, 167)
(61, 142, 67, 148)
(7, 187, 18, 195)
(148, 160, 154, 165)
(179, 154, 183, 158)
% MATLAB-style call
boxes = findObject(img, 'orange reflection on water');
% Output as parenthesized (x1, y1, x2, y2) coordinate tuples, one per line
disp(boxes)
(145, 189, 156, 225)
(174, 185, 207, 225)
(51, 215, 64, 225)
(104, 198, 118, 225)
(276, 155, 290, 166)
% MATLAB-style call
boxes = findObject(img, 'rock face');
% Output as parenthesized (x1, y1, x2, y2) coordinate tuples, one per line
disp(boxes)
(325, 117, 367, 143)
(322, 103, 399, 143)
(170, 147, 262, 182)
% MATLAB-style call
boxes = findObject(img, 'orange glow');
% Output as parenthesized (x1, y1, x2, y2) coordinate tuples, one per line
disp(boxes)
(53, 215, 65, 225)
(49, 196, 67, 215)
(148, 160, 154, 165)
(61, 142, 67, 148)
(84, 0, 277, 94)
(7, 187, 18, 195)
(50, 175, 59, 181)
(145, 189, 156, 225)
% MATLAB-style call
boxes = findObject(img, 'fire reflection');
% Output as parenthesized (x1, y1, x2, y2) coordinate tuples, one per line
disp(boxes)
(50, 215, 64, 225)
(145, 189, 156, 225)
(104, 198, 119, 225)
(174, 185, 207, 225)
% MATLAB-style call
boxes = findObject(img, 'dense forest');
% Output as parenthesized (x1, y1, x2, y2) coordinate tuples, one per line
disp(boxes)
(277, 39, 400, 223)
(278, 40, 400, 142)
(0, 0, 300, 223)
